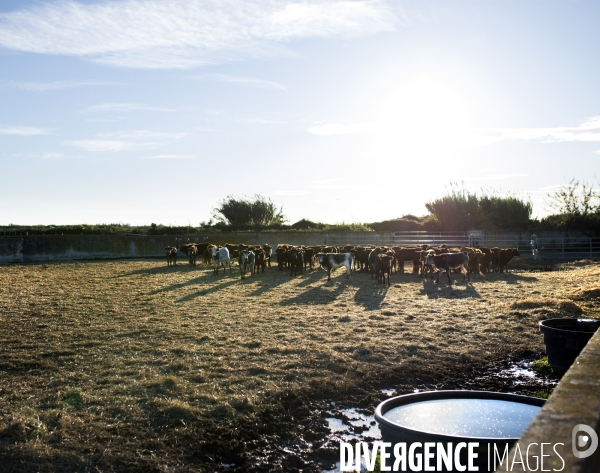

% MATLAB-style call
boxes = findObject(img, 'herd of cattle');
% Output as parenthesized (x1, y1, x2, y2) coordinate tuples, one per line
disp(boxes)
(163, 242, 521, 285)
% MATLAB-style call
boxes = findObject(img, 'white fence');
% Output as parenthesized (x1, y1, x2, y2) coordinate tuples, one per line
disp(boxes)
(327, 231, 600, 260)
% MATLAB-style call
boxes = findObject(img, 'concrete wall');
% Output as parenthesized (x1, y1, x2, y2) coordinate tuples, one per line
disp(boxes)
(0, 230, 597, 263)
(497, 330, 600, 472)
(0, 237, 23, 264)
(0, 232, 376, 263)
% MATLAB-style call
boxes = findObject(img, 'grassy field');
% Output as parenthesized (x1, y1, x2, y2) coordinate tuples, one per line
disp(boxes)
(1, 259, 599, 472)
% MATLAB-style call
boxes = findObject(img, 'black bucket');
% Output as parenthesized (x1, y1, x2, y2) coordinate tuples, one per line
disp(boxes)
(374, 390, 544, 473)
(539, 318, 600, 370)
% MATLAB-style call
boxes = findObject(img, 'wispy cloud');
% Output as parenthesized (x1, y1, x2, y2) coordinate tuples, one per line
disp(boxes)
(474, 116, 600, 145)
(0, 0, 396, 69)
(237, 117, 285, 125)
(307, 116, 600, 149)
(140, 154, 196, 159)
(0, 126, 50, 135)
(307, 122, 376, 135)
(5, 80, 119, 92)
(83, 103, 174, 113)
(197, 73, 285, 90)
(98, 130, 188, 140)
(62, 140, 137, 152)
(13, 152, 71, 159)
(62, 129, 187, 152)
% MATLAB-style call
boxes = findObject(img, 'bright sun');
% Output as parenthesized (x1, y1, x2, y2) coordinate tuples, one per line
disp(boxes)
(365, 74, 477, 164)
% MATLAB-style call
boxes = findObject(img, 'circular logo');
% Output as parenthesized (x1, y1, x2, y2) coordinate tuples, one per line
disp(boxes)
(572, 424, 598, 459)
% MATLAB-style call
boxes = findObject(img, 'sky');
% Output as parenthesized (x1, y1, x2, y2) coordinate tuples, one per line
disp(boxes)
(1, 0, 599, 226)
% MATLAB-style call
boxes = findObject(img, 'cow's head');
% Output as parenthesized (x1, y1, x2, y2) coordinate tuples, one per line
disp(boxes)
(424, 254, 435, 266)
(316, 253, 325, 264)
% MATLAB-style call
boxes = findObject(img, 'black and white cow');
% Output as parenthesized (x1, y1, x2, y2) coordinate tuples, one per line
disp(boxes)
(424, 252, 470, 283)
(239, 250, 255, 279)
(188, 244, 197, 266)
(165, 246, 178, 266)
(317, 253, 353, 281)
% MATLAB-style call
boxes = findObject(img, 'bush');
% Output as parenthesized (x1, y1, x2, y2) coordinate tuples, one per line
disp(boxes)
(425, 184, 533, 231)
(212, 195, 286, 226)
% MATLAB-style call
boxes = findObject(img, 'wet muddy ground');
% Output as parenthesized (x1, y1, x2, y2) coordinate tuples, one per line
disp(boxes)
(0, 260, 597, 472)
(226, 354, 561, 473)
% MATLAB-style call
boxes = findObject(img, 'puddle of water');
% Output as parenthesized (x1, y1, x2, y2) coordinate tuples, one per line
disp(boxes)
(325, 408, 381, 443)
(326, 417, 347, 432)
(497, 362, 539, 385)
(323, 461, 368, 473)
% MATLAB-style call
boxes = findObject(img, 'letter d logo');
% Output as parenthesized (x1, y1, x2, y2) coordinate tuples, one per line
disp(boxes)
(572, 424, 598, 459)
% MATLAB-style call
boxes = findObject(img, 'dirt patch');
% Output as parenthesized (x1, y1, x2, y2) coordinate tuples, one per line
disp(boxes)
(0, 260, 598, 472)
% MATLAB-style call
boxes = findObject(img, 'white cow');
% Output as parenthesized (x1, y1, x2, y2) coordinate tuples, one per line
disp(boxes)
(211, 247, 231, 274)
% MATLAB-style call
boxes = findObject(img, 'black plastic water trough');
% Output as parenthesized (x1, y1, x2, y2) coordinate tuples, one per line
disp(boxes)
(539, 318, 600, 370)
(374, 390, 545, 473)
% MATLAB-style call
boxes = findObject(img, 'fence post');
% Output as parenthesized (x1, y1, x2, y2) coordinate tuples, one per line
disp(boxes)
(591, 238, 593, 258)
(562, 238, 564, 258)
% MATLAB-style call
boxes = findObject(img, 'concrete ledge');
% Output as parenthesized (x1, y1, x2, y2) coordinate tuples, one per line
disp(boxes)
(497, 329, 600, 472)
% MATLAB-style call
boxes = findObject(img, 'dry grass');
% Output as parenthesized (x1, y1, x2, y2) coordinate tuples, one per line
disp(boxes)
(0, 259, 599, 472)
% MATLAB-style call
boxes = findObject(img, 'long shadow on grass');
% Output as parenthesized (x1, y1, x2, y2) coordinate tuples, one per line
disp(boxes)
(353, 277, 388, 310)
(118, 263, 215, 277)
(419, 278, 482, 299)
(145, 269, 238, 296)
(246, 267, 314, 296)
(175, 278, 241, 301)
(278, 272, 388, 310)
(470, 272, 539, 284)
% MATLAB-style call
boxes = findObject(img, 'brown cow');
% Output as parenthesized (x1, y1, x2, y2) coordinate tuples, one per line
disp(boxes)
(254, 248, 267, 273)
(476, 247, 493, 273)
(262, 244, 272, 267)
(202, 249, 212, 265)
(377, 254, 393, 286)
(392, 246, 420, 274)
(165, 246, 178, 266)
(497, 248, 520, 272)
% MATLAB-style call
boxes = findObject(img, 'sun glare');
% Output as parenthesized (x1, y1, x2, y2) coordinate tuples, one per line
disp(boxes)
(366, 74, 476, 164)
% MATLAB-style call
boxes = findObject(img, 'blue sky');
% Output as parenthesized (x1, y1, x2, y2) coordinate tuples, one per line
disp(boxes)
(1, 0, 599, 225)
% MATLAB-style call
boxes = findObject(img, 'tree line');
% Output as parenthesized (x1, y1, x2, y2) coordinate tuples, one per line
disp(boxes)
(2, 180, 598, 235)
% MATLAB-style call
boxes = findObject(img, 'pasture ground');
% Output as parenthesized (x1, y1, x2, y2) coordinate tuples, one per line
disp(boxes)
(1, 259, 599, 472)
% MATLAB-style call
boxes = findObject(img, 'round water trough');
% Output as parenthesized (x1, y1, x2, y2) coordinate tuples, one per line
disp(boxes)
(375, 390, 544, 473)
(539, 318, 600, 370)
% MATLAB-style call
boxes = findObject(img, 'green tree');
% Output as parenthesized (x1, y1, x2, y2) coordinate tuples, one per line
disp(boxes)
(547, 179, 599, 217)
(425, 183, 533, 231)
(212, 195, 286, 226)
(425, 184, 481, 230)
